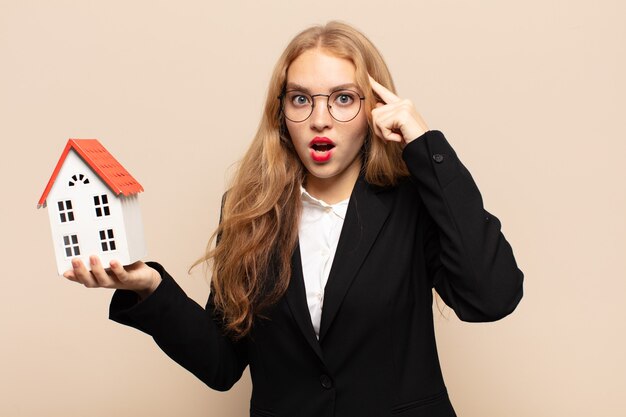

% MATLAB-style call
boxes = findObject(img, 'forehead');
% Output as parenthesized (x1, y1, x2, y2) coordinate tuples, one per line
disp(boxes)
(286, 48, 357, 92)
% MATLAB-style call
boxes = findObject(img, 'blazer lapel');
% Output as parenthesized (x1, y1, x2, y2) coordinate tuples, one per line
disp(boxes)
(318, 177, 391, 342)
(285, 242, 325, 362)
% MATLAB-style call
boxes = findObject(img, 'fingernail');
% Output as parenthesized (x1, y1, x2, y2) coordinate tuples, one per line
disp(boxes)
(72, 259, 79, 268)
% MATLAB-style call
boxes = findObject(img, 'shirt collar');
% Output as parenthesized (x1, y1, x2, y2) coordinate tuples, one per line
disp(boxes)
(300, 186, 349, 220)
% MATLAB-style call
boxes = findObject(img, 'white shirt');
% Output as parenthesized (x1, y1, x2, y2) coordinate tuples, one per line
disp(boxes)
(298, 187, 349, 339)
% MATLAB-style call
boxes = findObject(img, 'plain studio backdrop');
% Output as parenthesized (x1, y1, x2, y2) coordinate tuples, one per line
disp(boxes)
(1, 1, 625, 416)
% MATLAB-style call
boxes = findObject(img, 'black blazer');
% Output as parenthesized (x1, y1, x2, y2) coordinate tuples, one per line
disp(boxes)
(110, 130, 523, 417)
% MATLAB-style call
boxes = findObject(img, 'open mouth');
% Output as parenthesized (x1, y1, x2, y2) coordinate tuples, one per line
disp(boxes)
(311, 143, 335, 152)
(309, 137, 335, 162)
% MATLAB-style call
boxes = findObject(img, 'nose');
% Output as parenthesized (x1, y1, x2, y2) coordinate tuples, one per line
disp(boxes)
(309, 96, 333, 131)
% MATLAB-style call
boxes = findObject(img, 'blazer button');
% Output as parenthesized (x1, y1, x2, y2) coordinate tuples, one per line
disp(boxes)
(319, 374, 333, 389)
(432, 153, 444, 163)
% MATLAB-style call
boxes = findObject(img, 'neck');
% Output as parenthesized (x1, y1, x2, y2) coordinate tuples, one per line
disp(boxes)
(304, 161, 361, 205)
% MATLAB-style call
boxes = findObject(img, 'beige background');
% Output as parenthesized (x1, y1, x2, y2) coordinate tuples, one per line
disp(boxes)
(1, 0, 625, 416)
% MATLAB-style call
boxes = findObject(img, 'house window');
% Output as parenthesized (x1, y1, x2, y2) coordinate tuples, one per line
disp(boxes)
(57, 200, 75, 223)
(63, 234, 80, 257)
(94, 194, 111, 217)
(68, 174, 90, 186)
(99, 229, 116, 251)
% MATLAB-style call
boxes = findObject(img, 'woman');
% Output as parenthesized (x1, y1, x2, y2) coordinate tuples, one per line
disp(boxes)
(64, 21, 523, 417)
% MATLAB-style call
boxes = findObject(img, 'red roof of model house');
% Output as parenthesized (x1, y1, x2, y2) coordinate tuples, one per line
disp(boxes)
(38, 139, 144, 208)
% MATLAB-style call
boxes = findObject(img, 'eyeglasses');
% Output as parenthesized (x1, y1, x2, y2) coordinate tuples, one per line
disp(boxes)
(279, 89, 365, 123)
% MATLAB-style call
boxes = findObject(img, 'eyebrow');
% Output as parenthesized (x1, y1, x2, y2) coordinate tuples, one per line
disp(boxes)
(285, 82, 361, 94)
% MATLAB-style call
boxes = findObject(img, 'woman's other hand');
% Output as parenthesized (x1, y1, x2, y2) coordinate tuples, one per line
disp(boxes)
(63, 256, 162, 300)
(369, 75, 429, 145)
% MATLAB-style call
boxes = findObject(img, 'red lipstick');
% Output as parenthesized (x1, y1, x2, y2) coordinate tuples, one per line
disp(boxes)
(309, 137, 335, 163)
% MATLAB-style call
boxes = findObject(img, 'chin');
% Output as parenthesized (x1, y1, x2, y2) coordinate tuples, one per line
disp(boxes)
(307, 163, 352, 181)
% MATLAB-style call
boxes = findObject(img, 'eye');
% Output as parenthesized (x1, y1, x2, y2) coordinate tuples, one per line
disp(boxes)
(287, 92, 311, 107)
(333, 91, 356, 106)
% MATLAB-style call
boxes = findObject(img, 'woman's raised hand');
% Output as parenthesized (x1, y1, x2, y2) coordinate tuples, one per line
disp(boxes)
(63, 256, 162, 299)
(369, 75, 429, 145)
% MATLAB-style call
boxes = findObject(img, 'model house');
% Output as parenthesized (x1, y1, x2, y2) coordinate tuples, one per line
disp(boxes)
(38, 139, 146, 275)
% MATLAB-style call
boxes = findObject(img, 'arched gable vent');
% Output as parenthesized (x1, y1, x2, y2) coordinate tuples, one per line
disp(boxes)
(68, 174, 90, 187)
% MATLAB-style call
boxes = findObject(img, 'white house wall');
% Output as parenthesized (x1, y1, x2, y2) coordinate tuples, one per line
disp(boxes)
(120, 194, 147, 262)
(46, 150, 131, 274)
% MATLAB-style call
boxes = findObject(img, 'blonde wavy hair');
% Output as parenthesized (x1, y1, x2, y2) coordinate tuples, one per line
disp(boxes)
(193, 21, 409, 339)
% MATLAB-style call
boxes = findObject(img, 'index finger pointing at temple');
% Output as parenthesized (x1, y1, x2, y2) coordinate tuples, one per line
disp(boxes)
(368, 75, 400, 104)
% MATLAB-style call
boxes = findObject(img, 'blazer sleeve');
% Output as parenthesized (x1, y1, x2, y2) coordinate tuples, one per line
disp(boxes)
(402, 130, 524, 322)
(109, 261, 248, 391)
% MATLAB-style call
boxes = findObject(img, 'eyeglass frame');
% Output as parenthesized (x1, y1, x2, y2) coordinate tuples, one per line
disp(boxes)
(278, 89, 366, 123)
